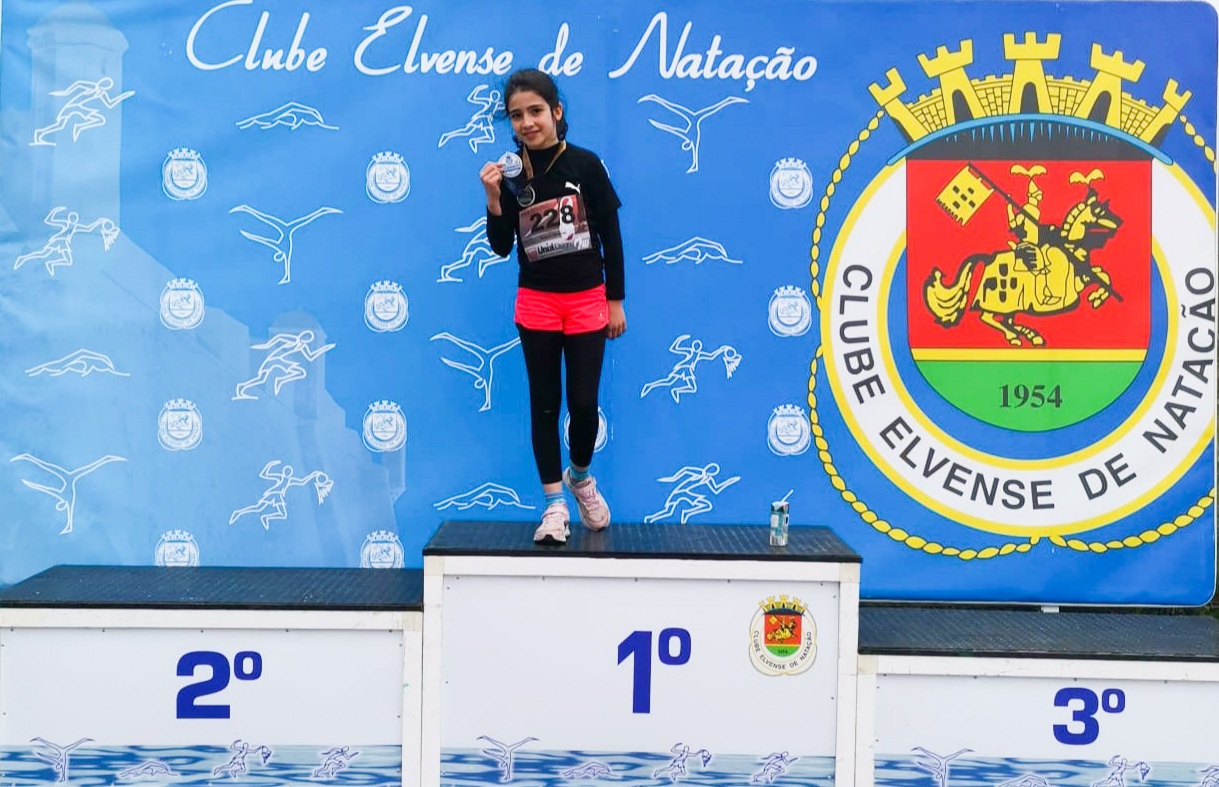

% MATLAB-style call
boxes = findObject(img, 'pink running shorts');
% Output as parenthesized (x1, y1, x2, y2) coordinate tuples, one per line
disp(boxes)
(514, 284, 609, 334)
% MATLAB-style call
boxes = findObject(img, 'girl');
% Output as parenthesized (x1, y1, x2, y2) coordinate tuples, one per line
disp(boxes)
(478, 69, 626, 545)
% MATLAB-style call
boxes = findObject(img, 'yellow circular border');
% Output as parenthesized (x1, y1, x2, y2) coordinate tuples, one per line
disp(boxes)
(823, 193, 1208, 535)
(807, 111, 1217, 557)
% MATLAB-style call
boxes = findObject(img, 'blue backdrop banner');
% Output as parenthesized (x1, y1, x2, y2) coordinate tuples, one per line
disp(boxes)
(0, 0, 1215, 604)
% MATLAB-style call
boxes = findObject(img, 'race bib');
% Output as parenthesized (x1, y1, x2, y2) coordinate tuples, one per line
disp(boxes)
(519, 194, 592, 262)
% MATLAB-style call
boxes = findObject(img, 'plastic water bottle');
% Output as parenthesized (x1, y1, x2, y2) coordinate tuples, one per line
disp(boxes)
(769, 501, 790, 547)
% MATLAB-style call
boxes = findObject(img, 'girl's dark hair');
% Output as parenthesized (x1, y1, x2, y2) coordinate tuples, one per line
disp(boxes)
(503, 68, 568, 143)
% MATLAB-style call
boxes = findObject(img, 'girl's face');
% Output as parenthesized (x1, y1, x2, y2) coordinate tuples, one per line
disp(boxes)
(507, 90, 562, 149)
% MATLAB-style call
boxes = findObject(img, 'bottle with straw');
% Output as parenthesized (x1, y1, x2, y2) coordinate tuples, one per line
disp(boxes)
(769, 490, 793, 547)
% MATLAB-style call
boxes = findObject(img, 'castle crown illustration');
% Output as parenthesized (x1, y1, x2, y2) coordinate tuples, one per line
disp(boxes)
(761, 595, 807, 614)
(869, 34, 1190, 147)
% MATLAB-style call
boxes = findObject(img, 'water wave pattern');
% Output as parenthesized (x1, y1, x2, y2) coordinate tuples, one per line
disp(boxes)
(875, 755, 1219, 787)
(441, 748, 835, 787)
(0, 744, 401, 787)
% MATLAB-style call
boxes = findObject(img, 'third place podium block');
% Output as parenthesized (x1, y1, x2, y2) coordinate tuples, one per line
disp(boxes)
(856, 607, 1219, 787)
(421, 521, 862, 787)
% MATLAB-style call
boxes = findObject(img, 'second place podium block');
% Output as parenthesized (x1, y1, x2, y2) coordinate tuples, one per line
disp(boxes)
(0, 566, 422, 787)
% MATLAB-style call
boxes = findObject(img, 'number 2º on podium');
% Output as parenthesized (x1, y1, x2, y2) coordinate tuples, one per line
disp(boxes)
(176, 650, 264, 719)
(617, 629, 691, 714)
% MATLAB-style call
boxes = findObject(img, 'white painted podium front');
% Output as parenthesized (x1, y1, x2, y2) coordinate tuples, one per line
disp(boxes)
(0, 566, 422, 787)
(421, 520, 862, 787)
(855, 607, 1219, 787)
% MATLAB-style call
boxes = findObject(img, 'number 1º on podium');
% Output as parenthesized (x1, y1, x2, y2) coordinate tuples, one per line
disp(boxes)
(617, 629, 691, 714)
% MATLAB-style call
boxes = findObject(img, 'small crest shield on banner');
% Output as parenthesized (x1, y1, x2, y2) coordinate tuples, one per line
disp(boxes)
(364, 281, 409, 332)
(769, 157, 814, 209)
(361, 530, 405, 569)
(162, 148, 208, 200)
(767, 404, 811, 456)
(366, 151, 411, 203)
(362, 401, 407, 452)
(159, 278, 205, 330)
(157, 399, 203, 451)
(155, 530, 200, 567)
(768, 286, 813, 337)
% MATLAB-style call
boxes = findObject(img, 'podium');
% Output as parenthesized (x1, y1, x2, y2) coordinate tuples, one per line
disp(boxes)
(0, 566, 423, 787)
(5, 532, 1217, 787)
(855, 607, 1219, 786)
(421, 521, 862, 787)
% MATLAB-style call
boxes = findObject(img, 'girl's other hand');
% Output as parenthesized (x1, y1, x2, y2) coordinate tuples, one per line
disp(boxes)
(606, 300, 626, 340)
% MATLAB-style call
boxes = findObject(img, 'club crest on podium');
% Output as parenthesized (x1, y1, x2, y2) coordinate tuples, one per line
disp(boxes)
(749, 595, 817, 675)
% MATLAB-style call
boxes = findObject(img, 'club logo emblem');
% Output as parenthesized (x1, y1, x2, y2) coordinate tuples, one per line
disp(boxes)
(155, 530, 200, 567)
(364, 281, 409, 333)
(767, 405, 811, 456)
(159, 278, 205, 330)
(157, 399, 203, 451)
(749, 595, 817, 675)
(162, 148, 208, 200)
(362, 400, 407, 452)
(769, 157, 813, 209)
(360, 530, 405, 569)
(814, 33, 1215, 563)
(366, 151, 410, 203)
(768, 286, 813, 337)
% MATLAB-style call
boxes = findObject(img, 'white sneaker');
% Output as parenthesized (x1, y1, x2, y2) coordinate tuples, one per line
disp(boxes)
(533, 502, 571, 544)
(563, 468, 611, 531)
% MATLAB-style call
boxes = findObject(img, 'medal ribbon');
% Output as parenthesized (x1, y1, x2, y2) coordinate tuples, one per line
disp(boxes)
(521, 141, 567, 184)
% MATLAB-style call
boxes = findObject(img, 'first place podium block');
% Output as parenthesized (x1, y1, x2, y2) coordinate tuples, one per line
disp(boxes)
(421, 521, 861, 787)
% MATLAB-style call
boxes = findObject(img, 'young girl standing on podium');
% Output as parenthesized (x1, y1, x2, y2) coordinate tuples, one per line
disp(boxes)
(478, 69, 627, 545)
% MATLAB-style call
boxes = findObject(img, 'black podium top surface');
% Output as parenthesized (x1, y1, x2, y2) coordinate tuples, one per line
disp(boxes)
(859, 606, 1219, 662)
(424, 520, 860, 562)
(0, 566, 423, 611)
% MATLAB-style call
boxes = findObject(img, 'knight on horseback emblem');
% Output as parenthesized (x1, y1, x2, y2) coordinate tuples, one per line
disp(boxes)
(924, 161, 1124, 346)
(816, 29, 1214, 590)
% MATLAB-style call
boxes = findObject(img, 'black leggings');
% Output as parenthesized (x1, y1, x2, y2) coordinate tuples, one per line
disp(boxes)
(517, 326, 606, 485)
